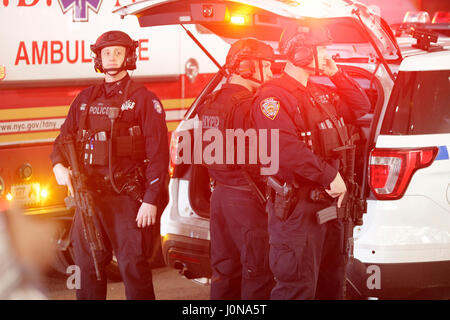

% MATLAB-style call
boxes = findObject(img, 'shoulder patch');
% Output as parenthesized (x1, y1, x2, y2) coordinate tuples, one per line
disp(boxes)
(260, 97, 280, 120)
(153, 99, 163, 114)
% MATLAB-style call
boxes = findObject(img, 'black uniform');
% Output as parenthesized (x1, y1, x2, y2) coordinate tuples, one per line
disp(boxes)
(51, 74, 169, 300)
(252, 70, 370, 299)
(198, 83, 274, 300)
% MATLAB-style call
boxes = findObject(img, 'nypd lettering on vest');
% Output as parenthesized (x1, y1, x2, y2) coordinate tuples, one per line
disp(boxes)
(202, 115, 220, 129)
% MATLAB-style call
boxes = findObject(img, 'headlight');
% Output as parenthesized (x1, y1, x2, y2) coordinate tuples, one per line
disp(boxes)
(40, 188, 49, 199)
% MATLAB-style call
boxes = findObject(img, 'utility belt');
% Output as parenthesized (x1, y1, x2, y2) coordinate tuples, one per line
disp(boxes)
(215, 181, 252, 192)
(81, 126, 145, 166)
(266, 176, 337, 222)
(88, 165, 146, 203)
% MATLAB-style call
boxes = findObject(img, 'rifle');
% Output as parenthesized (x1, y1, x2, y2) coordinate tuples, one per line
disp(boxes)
(313, 143, 366, 298)
(60, 135, 104, 281)
(316, 144, 366, 261)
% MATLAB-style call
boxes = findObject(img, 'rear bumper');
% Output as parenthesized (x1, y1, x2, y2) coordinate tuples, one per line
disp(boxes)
(161, 233, 211, 279)
(354, 197, 450, 263)
(23, 204, 73, 219)
(347, 258, 450, 299)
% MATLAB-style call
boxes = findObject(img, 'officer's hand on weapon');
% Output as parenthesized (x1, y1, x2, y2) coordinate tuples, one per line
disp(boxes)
(325, 172, 347, 208)
(53, 163, 74, 196)
(321, 55, 339, 77)
(136, 202, 157, 228)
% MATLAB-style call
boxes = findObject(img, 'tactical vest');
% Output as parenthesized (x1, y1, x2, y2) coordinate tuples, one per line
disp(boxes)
(77, 80, 146, 167)
(269, 78, 352, 160)
(197, 89, 254, 171)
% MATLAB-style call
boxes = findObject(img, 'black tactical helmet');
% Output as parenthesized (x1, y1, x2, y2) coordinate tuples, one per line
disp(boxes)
(225, 38, 274, 79)
(90, 30, 139, 73)
(279, 22, 333, 67)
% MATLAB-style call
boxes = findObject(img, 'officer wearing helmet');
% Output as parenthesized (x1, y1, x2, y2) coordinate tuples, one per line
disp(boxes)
(197, 38, 275, 299)
(50, 31, 169, 300)
(252, 21, 371, 299)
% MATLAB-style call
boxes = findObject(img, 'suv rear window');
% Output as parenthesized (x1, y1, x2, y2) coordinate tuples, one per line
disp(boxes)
(381, 70, 450, 135)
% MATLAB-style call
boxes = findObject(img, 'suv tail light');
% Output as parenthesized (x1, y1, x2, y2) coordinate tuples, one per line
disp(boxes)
(369, 147, 438, 200)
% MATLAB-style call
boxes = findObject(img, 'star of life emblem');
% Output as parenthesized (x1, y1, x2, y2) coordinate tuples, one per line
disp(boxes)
(121, 100, 135, 111)
(260, 97, 280, 120)
(58, 0, 102, 22)
(153, 99, 163, 114)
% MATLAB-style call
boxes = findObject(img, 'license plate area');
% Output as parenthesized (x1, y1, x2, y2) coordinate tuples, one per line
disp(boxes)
(11, 183, 40, 205)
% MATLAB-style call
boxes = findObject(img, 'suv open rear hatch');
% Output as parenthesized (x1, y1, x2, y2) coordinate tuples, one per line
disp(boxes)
(114, 0, 402, 81)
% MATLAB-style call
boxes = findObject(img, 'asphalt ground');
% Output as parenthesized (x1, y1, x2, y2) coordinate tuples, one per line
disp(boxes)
(42, 266, 211, 300)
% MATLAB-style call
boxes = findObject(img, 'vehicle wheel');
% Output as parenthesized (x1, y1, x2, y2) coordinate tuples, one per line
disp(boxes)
(50, 248, 74, 275)
(50, 218, 74, 275)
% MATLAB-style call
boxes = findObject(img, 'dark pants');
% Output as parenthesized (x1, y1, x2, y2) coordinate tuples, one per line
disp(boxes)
(70, 192, 156, 300)
(210, 185, 274, 300)
(267, 198, 346, 300)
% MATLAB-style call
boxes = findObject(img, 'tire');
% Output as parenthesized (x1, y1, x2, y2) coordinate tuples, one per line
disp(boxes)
(50, 218, 74, 276)
(50, 248, 74, 275)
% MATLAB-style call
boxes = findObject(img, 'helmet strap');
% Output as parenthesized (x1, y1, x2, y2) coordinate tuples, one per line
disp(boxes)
(244, 60, 264, 86)
(313, 46, 320, 76)
(259, 59, 264, 84)
(301, 46, 324, 76)
(102, 58, 127, 75)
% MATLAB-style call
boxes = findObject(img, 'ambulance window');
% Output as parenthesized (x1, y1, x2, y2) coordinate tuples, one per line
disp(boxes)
(381, 70, 450, 135)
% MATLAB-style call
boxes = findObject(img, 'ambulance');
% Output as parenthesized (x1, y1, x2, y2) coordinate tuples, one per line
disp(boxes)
(0, 0, 229, 276)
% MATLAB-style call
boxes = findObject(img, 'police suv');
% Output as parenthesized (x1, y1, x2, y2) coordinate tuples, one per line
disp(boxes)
(116, 0, 450, 298)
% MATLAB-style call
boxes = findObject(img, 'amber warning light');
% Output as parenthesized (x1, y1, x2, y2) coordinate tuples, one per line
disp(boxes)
(231, 16, 246, 25)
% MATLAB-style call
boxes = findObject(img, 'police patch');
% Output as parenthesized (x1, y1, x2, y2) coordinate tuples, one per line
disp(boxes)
(121, 100, 135, 111)
(260, 97, 280, 120)
(153, 99, 163, 114)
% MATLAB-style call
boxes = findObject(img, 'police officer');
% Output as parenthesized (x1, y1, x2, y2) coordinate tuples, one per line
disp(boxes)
(252, 22, 371, 300)
(197, 38, 275, 299)
(50, 30, 169, 300)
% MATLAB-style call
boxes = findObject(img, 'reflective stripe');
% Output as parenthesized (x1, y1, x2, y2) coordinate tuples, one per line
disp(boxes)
(436, 146, 449, 161)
